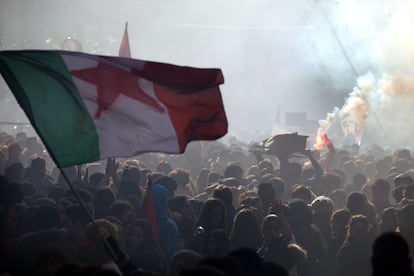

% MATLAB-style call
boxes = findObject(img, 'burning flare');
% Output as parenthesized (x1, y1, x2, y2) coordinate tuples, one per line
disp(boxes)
(314, 130, 325, 150)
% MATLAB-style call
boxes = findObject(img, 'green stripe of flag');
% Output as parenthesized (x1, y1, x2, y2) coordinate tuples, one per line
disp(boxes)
(0, 51, 100, 167)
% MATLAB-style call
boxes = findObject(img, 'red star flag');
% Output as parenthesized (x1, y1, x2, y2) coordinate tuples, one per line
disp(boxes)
(119, 22, 131, 58)
(0, 50, 227, 167)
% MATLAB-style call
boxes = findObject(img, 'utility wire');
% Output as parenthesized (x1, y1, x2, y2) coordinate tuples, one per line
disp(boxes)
(313, 0, 386, 140)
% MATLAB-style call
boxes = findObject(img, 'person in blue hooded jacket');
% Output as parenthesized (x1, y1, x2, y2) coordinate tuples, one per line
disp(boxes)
(149, 183, 180, 261)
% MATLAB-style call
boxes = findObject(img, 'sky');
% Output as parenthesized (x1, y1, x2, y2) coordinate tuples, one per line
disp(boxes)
(1, 0, 412, 148)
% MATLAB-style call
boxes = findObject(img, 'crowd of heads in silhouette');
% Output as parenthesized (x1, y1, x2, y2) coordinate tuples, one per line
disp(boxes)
(1, 130, 414, 276)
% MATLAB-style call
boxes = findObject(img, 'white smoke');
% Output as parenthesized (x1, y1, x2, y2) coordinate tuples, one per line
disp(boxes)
(2, 0, 413, 148)
(317, 0, 414, 150)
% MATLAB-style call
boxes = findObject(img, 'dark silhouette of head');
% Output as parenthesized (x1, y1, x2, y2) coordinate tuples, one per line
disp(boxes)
(372, 179, 390, 201)
(224, 163, 243, 180)
(287, 199, 313, 230)
(213, 185, 233, 206)
(290, 185, 313, 204)
(346, 215, 370, 243)
(321, 172, 343, 195)
(194, 198, 226, 232)
(230, 209, 262, 250)
(372, 232, 413, 276)
(169, 168, 190, 188)
(257, 182, 275, 207)
(153, 175, 177, 198)
(346, 192, 368, 215)
(331, 208, 351, 239)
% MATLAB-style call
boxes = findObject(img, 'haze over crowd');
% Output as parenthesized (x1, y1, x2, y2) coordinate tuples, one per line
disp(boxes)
(1, 0, 413, 148)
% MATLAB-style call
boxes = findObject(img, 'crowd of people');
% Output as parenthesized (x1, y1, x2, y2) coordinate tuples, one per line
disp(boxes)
(1, 130, 414, 276)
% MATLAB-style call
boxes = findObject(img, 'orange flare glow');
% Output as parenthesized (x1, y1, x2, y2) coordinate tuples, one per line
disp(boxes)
(313, 131, 324, 150)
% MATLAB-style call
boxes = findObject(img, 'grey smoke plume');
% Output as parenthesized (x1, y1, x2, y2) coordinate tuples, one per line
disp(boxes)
(317, 0, 414, 150)
(1, 0, 410, 148)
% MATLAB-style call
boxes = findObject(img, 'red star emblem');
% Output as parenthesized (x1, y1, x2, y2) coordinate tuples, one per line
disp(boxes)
(71, 62, 165, 118)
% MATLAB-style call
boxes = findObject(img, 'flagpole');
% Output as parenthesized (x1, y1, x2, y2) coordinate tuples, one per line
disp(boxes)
(58, 166, 118, 261)
(58, 166, 95, 222)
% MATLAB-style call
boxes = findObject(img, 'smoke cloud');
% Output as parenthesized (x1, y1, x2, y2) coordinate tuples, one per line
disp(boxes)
(1, 0, 413, 149)
(317, 0, 414, 150)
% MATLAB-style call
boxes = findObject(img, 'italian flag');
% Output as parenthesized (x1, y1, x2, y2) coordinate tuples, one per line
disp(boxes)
(0, 50, 227, 168)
